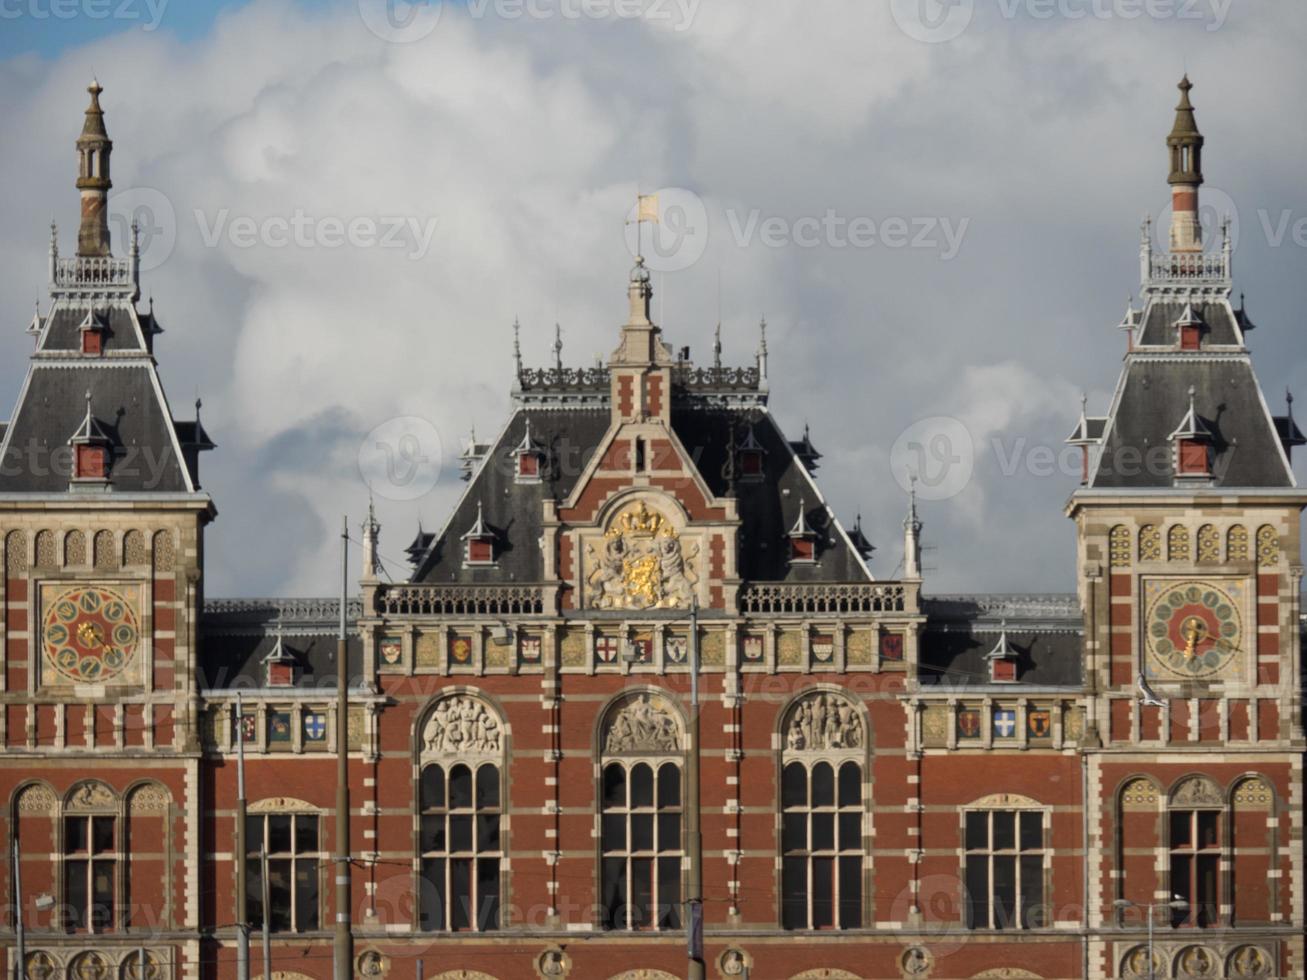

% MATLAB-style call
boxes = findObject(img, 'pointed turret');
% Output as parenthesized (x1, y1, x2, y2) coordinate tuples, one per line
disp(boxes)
(362, 495, 381, 582)
(1167, 75, 1205, 253)
(903, 474, 922, 580)
(76, 81, 114, 257)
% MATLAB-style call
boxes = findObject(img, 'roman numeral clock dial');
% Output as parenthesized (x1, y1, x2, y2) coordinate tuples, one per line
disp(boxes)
(1144, 581, 1244, 681)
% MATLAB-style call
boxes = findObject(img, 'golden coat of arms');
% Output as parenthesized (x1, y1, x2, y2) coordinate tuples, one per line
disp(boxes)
(586, 502, 699, 610)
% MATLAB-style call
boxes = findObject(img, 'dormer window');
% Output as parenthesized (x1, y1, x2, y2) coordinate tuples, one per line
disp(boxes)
(1175, 304, 1203, 351)
(264, 630, 297, 687)
(737, 426, 766, 481)
(75, 445, 107, 480)
(1168, 386, 1214, 482)
(788, 499, 817, 564)
(513, 418, 545, 484)
(69, 391, 112, 489)
(462, 501, 496, 567)
(986, 624, 1018, 683)
(79, 309, 105, 356)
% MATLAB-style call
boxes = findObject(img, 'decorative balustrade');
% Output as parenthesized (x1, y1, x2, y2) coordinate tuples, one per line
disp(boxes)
(203, 597, 364, 632)
(672, 364, 762, 391)
(516, 366, 610, 392)
(924, 593, 1081, 623)
(1148, 251, 1229, 283)
(53, 255, 136, 288)
(738, 582, 907, 616)
(378, 584, 546, 617)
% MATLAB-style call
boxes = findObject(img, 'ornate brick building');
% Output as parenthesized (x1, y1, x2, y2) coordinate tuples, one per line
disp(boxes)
(0, 78, 1303, 980)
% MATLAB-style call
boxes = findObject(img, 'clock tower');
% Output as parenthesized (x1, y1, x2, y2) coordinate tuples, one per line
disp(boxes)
(1066, 78, 1306, 969)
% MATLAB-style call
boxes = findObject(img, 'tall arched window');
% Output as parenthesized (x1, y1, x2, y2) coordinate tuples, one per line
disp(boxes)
(1168, 776, 1224, 928)
(418, 694, 504, 932)
(779, 690, 866, 930)
(599, 692, 684, 931)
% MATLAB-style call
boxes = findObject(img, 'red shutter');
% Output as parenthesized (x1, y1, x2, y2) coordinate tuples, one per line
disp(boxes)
(468, 539, 493, 564)
(1178, 440, 1209, 475)
(741, 451, 763, 476)
(82, 330, 102, 355)
(76, 445, 106, 479)
(1179, 324, 1201, 351)
(518, 453, 539, 478)
(790, 537, 815, 562)
(991, 659, 1018, 683)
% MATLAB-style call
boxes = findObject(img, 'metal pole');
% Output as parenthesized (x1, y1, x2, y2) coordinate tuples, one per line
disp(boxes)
(235, 694, 249, 980)
(686, 597, 704, 980)
(1147, 903, 1154, 980)
(12, 838, 24, 980)
(260, 845, 271, 980)
(137, 947, 145, 980)
(416, 959, 423, 980)
(333, 516, 353, 980)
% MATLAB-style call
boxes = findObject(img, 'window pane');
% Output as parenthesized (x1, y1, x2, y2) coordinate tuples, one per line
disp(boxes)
(601, 857, 627, 930)
(1196, 811, 1218, 849)
(1196, 854, 1219, 927)
(811, 762, 835, 808)
(782, 763, 807, 809)
(420, 815, 446, 854)
(1020, 854, 1044, 928)
(66, 817, 89, 854)
(449, 765, 473, 810)
(476, 764, 500, 811)
(838, 762, 861, 807)
(91, 817, 114, 854)
(657, 763, 681, 808)
(602, 764, 626, 809)
(65, 861, 88, 931)
(477, 814, 500, 852)
(294, 816, 318, 855)
(476, 857, 500, 931)
(965, 811, 988, 851)
(782, 812, 806, 854)
(838, 855, 861, 929)
(1170, 854, 1193, 926)
(839, 812, 861, 851)
(91, 859, 114, 930)
(267, 815, 292, 855)
(1170, 810, 1192, 848)
(992, 811, 1015, 851)
(992, 855, 1016, 929)
(632, 813, 655, 852)
(811, 813, 835, 852)
(811, 857, 834, 929)
(630, 857, 653, 929)
(295, 858, 319, 930)
(420, 857, 445, 931)
(657, 856, 681, 929)
(657, 812, 680, 853)
(781, 857, 806, 930)
(1019, 812, 1042, 851)
(450, 858, 471, 931)
(601, 814, 626, 853)
(245, 858, 263, 929)
(965, 855, 989, 929)
(421, 765, 445, 810)
(630, 764, 654, 809)
(450, 814, 473, 853)
(268, 859, 293, 931)
(245, 816, 262, 856)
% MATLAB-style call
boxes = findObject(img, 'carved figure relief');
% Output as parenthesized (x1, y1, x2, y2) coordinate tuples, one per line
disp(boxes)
(1170, 775, 1223, 807)
(70, 951, 112, 980)
(785, 692, 863, 752)
(604, 693, 681, 754)
(423, 696, 502, 756)
(586, 502, 698, 610)
(900, 947, 933, 977)
(535, 946, 570, 978)
(1122, 946, 1165, 978)
(1228, 945, 1273, 977)
(1176, 945, 1217, 977)
(24, 952, 57, 980)
(66, 780, 117, 812)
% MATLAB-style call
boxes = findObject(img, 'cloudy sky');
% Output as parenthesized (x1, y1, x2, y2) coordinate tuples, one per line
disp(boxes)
(1, 0, 1304, 597)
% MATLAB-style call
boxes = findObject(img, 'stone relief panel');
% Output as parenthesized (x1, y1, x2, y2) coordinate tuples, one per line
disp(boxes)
(422, 695, 503, 758)
(603, 692, 682, 755)
(585, 502, 698, 610)
(1170, 775, 1223, 807)
(784, 691, 863, 753)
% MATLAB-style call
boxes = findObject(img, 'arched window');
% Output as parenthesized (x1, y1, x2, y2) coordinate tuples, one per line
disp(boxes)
(1167, 776, 1224, 927)
(62, 780, 119, 932)
(599, 692, 684, 931)
(963, 799, 1046, 930)
(418, 694, 504, 932)
(245, 805, 323, 933)
(779, 690, 865, 930)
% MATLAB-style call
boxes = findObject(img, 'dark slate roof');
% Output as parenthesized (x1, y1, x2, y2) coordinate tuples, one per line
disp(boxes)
(919, 595, 1083, 689)
(200, 598, 365, 691)
(38, 303, 148, 353)
(412, 408, 612, 583)
(1136, 299, 1243, 347)
(0, 363, 195, 493)
(1089, 356, 1294, 489)
(411, 404, 872, 586)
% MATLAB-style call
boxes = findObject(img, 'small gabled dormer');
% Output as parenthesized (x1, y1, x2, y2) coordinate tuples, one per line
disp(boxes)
(985, 622, 1019, 684)
(788, 498, 817, 564)
(1168, 385, 1215, 482)
(847, 513, 875, 563)
(264, 628, 298, 687)
(1065, 395, 1107, 485)
(736, 425, 766, 482)
(459, 426, 492, 482)
(1118, 299, 1140, 351)
(789, 424, 821, 473)
(69, 391, 112, 489)
(513, 418, 546, 483)
(1273, 390, 1306, 464)
(79, 308, 107, 355)
(1175, 303, 1204, 351)
(27, 305, 43, 341)
(462, 501, 497, 567)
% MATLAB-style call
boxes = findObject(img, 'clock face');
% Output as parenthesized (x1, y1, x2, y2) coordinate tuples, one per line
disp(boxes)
(42, 585, 140, 684)
(1145, 581, 1243, 680)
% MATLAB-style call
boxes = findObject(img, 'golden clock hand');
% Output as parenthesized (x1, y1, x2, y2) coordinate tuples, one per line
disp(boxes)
(1183, 618, 1202, 658)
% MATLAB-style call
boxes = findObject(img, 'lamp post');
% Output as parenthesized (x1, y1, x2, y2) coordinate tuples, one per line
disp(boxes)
(1113, 898, 1189, 980)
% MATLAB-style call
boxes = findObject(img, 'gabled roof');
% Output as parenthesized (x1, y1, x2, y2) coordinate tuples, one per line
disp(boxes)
(919, 595, 1083, 689)
(1135, 298, 1244, 348)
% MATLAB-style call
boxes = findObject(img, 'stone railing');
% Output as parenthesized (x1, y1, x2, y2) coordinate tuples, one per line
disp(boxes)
(924, 593, 1081, 624)
(377, 584, 546, 617)
(516, 366, 610, 392)
(53, 255, 136, 289)
(1149, 251, 1229, 283)
(738, 582, 907, 616)
(672, 364, 761, 391)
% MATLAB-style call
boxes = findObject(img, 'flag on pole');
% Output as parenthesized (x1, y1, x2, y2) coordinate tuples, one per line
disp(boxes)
(629, 193, 659, 224)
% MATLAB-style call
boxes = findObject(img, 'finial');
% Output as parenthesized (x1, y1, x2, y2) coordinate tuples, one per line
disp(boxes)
(713, 321, 722, 369)
(49, 220, 58, 247)
(130, 219, 140, 256)
(553, 322, 563, 370)
(1287, 388, 1295, 413)
(1177, 73, 1193, 106)
(512, 317, 522, 374)
(195, 396, 203, 416)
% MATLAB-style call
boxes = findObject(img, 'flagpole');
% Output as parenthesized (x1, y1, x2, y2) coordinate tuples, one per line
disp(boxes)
(235, 693, 249, 980)
(333, 516, 353, 980)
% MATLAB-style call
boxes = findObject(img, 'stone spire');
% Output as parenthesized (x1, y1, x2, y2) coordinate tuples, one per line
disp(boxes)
(1167, 75, 1205, 253)
(903, 473, 922, 580)
(362, 494, 381, 582)
(76, 80, 114, 257)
